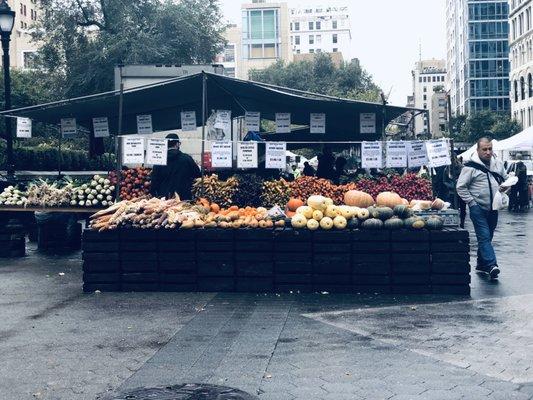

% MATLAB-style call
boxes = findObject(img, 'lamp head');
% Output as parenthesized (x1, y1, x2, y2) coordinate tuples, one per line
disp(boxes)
(0, 0, 15, 37)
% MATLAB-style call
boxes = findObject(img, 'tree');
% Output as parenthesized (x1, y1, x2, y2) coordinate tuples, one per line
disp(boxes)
(33, 0, 227, 98)
(449, 111, 521, 142)
(249, 54, 382, 102)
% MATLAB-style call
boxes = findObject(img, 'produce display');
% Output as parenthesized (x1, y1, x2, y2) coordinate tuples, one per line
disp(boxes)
(119, 167, 152, 200)
(290, 193, 445, 231)
(26, 179, 77, 207)
(0, 186, 27, 206)
(290, 176, 357, 205)
(70, 175, 115, 208)
(355, 174, 433, 202)
(192, 174, 238, 208)
(233, 174, 264, 208)
(261, 178, 291, 207)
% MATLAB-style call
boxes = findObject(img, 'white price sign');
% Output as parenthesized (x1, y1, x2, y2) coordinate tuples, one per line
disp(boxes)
(360, 113, 376, 134)
(214, 110, 231, 131)
(237, 142, 258, 169)
(61, 118, 77, 138)
(407, 140, 429, 168)
(275, 113, 291, 133)
(122, 137, 145, 165)
(93, 117, 110, 138)
(265, 142, 287, 169)
(245, 111, 261, 132)
(136, 114, 153, 134)
(386, 141, 407, 168)
(146, 139, 168, 166)
(181, 111, 197, 132)
(310, 113, 326, 134)
(426, 139, 451, 168)
(16, 117, 32, 138)
(361, 141, 383, 169)
(211, 141, 233, 168)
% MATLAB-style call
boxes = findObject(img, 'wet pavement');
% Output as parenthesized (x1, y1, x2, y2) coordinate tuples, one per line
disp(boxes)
(0, 210, 532, 400)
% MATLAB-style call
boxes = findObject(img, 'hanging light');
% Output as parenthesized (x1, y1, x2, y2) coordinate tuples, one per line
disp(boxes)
(0, 0, 15, 37)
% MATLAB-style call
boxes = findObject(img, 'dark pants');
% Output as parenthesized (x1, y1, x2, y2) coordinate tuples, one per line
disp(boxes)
(469, 205, 498, 268)
(458, 197, 467, 228)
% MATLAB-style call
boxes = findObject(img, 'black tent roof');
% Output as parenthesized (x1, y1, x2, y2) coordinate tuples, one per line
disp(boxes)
(0, 72, 420, 141)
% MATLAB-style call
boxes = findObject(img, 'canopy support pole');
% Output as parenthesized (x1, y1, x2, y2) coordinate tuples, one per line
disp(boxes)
(201, 72, 207, 176)
(115, 65, 124, 200)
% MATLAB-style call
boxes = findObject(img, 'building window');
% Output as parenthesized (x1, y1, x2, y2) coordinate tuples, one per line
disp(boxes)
(439, 124, 446, 132)
(316, 35, 321, 44)
(224, 45, 235, 62)
(290, 23, 293, 31)
(332, 34, 338, 43)
(316, 48, 322, 53)
(514, 80, 519, 102)
(295, 36, 300, 45)
(432, 76, 436, 82)
(309, 35, 314, 44)
(332, 20, 337, 29)
(438, 98, 447, 107)
(521, 76, 526, 100)
(309, 49, 315, 53)
(309, 21, 314, 30)
(419, 77, 422, 83)
(423, 104, 427, 109)
(529, 74, 533, 97)
(294, 22, 300, 31)
(296, 49, 301, 54)
(332, 48, 338, 52)
(316, 21, 321, 30)
(423, 77, 427, 82)
(423, 87, 427, 92)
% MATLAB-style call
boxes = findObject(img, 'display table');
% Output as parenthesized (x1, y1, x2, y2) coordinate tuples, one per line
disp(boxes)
(0, 206, 103, 213)
(81, 227, 470, 295)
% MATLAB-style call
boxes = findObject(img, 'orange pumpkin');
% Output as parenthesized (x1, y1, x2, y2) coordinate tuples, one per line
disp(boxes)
(286, 210, 296, 218)
(287, 198, 304, 212)
(376, 192, 403, 208)
(344, 190, 375, 208)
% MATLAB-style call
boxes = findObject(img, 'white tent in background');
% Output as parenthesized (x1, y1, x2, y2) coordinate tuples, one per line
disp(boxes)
(494, 126, 533, 151)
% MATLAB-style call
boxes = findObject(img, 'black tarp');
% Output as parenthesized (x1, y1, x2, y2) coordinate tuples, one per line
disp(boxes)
(0, 72, 419, 141)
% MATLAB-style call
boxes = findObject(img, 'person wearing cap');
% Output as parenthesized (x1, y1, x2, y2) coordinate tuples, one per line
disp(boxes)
(151, 134, 201, 200)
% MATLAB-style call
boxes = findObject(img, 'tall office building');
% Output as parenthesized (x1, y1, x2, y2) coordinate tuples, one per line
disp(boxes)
(289, 5, 351, 58)
(238, 1, 292, 79)
(0, 0, 40, 69)
(446, 0, 510, 115)
(509, 0, 533, 128)
(411, 59, 447, 136)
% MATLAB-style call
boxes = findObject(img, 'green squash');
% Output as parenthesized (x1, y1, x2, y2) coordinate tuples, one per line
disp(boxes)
(362, 218, 384, 230)
(374, 207, 394, 221)
(393, 204, 412, 219)
(403, 217, 419, 228)
(384, 217, 404, 230)
(426, 216, 444, 230)
(347, 218, 359, 230)
(412, 219, 426, 230)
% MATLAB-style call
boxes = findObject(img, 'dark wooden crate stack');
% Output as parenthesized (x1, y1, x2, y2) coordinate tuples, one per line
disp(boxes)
(38, 222, 82, 251)
(0, 221, 26, 258)
(81, 227, 471, 295)
(82, 230, 120, 292)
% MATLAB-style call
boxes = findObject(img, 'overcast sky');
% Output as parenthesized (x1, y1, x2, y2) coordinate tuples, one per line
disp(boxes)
(219, 0, 447, 106)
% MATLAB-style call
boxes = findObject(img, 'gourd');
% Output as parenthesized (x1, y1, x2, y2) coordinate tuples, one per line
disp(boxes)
(296, 206, 314, 219)
(347, 218, 359, 229)
(344, 190, 375, 208)
(384, 217, 404, 230)
(403, 217, 419, 228)
(426, 216, 444, 230)
(319, 217, 334, 230)
(372, 207, 394, 221)
(357, 208, 370, 221)
(333, 216, 347, 230)
(431, 198, 445, 210)
(325, 205, 339, 218)
(338, 205, 353, 219)
(307, 218, 319, 230)
(412, 219, 426, 230)
(308, 195, 328, 211)
(287, 198, 304, 212)
(325, 197, 334, 207)
(312, 209, 324, 221)
(291, 214, 308, 229)
(393, 204, 412, 219)
(362, 218, 383, 229)
(376, 192, 403, 208)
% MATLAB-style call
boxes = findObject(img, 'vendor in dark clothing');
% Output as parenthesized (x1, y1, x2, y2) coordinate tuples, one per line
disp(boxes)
(151, 134, 201, 200)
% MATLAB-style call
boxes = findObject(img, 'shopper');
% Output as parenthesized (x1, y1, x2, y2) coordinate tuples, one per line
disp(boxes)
(444, 155, 466, 228)
(316, 146, 335, 180)
(303, 161, 316, 177)
(151, 134, 201, 200)
(332, 156, 347, 184)
(291, 164, 302, 180)
(508, 154, 529, 212)
(456, 137, 507, 279)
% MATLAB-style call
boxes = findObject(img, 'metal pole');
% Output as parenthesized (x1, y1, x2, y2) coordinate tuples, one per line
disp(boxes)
(115, 65, 124, 200)
(58, 127, 62, 178)
(201, 72, 207, 176)
(2, 34, 14, 182)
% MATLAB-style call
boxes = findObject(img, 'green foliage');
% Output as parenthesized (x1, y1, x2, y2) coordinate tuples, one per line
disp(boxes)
(292, 148, 319, 160)
(249, 54, 382, 102)
(448, 111, 521, 142)
(33, 0, 227, 97)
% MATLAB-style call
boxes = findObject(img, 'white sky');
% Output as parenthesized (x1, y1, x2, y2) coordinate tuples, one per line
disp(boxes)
(219, 0, 447, 106)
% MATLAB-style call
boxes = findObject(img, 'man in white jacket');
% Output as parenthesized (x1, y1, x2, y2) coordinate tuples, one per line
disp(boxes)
(456, 137, 507, 280)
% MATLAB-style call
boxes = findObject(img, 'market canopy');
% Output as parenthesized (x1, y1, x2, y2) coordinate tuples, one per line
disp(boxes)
(494, 126, 533, 151)
(0, 71, 420, 141)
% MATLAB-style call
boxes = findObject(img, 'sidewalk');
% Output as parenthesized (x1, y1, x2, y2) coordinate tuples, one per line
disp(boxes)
(0, 211, 532, 400)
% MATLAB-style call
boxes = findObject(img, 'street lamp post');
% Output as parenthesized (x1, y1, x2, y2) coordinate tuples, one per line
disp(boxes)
(0, 0, 15, 182)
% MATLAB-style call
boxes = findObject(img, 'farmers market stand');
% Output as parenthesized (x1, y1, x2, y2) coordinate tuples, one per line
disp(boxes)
(82, 226, 470, 295)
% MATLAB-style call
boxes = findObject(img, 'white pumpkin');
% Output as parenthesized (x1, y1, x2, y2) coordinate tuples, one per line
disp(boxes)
(357, 208, 370, 221)
(291, 214, 308, 229)
(296, 206, 314, 219)
(307, 195, 328, 211)
(325, 205, 338, 218)
(338, 206, 353, 219)
(312, 209, 324, 221)
(319, 217, 334, 230)
(324, 197, 334, 207)
(333, 216, 347, 229)
(307, 219, 320, 230)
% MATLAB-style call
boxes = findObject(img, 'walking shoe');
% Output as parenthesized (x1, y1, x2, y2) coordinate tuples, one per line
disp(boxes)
(475, 265, 489, 274)
(489, 266, 500, 280)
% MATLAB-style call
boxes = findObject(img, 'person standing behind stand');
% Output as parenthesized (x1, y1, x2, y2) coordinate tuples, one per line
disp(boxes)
(456, 137, 507, 280)
(303, 161, 315, 177)
(444, 155, 466, 228)
(508, 154, 529, 212)
(151, 134, 201, 200)
(291, 165, 301, 180)
(316, 146, 335, 180)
